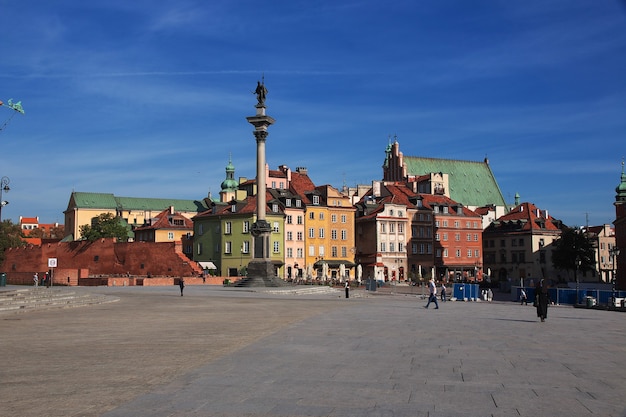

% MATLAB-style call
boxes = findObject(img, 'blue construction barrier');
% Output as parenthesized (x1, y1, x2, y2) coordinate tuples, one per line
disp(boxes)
(452, 283, 480, 300)
(513, 286, 626, 306)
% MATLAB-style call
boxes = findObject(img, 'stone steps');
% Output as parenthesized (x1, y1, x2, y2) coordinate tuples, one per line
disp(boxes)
(0, 288, 119, 314)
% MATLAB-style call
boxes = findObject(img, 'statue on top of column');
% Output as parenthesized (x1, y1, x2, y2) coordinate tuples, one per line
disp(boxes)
(254, 80, 267, 106)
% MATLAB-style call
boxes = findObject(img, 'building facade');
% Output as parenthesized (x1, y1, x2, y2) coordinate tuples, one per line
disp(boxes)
(483, 202, 565, 286)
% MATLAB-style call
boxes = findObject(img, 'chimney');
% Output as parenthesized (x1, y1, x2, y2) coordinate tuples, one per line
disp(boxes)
(169, 205, 175, 215)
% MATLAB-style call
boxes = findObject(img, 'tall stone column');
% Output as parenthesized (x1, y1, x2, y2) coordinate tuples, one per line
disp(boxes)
(240, 80, 282, 286)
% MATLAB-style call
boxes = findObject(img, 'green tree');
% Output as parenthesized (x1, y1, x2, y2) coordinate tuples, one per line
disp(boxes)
(0, 219, 27, 263)
(552, 227, 595, 282)
(79, 213, 130, 242)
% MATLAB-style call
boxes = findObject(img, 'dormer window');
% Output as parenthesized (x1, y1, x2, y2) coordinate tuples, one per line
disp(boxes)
(272, 203, 279, 213)
(313, 195, 320, 205)
(285, 199, 292, 207)
(296, 199, 302, 208)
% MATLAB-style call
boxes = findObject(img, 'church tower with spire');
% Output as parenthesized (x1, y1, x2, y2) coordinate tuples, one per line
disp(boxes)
(614, 159, 626, 291)
(219, 154, 239, 203)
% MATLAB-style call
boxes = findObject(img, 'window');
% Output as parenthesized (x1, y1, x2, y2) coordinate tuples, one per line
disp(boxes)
(285, 199, 291, 207)
(390, 223, 395, 233)
(309, 212, 315, 220)
(455, 233, 460, 241)
(198, 224, 204, 235)
(398, 223, 404, 233)
(319, 246, 325, 256)
(412, 243, 418, 254)
(273, 241, 280, 253)
(443, 233, 448, 241)
(309, 245, 315, 256)
(420, 243, 425, 254)
(297, 248, 303, 258)
(398, 211, 404, 217)
(286, 215, 293, 224)
(390, 242, 395, 252)
(466, 234, 471, 241)
(467, 249, 472, 257)
(331, 229, 338, 240)
(454, 221, 460, 228)
(168, 232, 174, 240)
(436, 249, 441, 257)
(297, 216, 303, 225)
(427, 244, 432, 254)
(331, 246, 338, 257)
(466, 221, 471, 228)
(381, 242, 386, 252)
(435, 233, 440, 241)
(308, 228, 315, 238)
(380, 223, 386, 233)
(443, 221, 448, 227)
(296, 200, 302, 208)
(287, 231, 293, 241)
(242, 241, 250, 253)
(456, 249, 461, 257)
(225, 241, 232, 254)
(443, 249, 448, 258)
(287, 248, 293, 258)
(341, 246, 347, 257)
(443, 206, 449, 214)
(331, 214, 337, 223)
(474, 234, 478, 241)
(312, 195, 320, 205)
(273, 222, 279, 233)
(399, 243, 404, 252)
(297, 231, 303, 241)
(225, 222, 232, 235)
(341, 215, 347, 223)
(341, 230, 347, 240)
(318, 228, 325, 238)
(243, 221, 250, 233)
(319, 212, 324, 220)
(435, 220, 440, 227)
(197, 243, 202, 255)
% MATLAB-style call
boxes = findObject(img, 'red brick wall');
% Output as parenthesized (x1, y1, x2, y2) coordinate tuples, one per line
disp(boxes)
(1, 239, 204, 285)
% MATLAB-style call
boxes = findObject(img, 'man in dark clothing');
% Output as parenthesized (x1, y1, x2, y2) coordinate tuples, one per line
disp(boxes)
(535, 279, 549, 322)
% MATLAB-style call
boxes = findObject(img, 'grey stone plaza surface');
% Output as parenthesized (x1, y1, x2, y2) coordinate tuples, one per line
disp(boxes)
(1, 284, 625, 417)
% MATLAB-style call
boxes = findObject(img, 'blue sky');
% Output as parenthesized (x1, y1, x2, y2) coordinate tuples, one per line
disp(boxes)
(1, 0, 625, 227)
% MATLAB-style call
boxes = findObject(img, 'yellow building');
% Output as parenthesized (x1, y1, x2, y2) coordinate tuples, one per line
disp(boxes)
(305, 185, 356, 280)
(64, 192, 210, 241)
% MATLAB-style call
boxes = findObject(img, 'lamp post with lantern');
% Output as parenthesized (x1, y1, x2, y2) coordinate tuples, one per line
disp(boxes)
(0, 176, 10, 221)
(609, 246, 620, 307)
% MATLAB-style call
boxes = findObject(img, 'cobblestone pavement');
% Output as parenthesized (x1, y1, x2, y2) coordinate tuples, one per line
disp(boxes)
(1, 285, 625, 417)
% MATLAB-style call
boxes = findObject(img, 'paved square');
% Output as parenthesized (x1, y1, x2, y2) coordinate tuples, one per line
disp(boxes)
(1, 285, 625, 417)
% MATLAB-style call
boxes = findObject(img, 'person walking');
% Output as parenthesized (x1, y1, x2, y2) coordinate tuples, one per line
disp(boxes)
(178, 277, 185, 297)
(441, 283, 447, 302)
(344, 280, 350, 299)
(520, 288, 528, 305)
(535, 279, 550, 322)
(33, 272, 39, 287)
(424, 278, 439, 309)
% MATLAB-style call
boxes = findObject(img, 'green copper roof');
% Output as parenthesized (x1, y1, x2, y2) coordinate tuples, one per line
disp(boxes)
(68, 192, 209, 213)
(402, 157, 507, 208)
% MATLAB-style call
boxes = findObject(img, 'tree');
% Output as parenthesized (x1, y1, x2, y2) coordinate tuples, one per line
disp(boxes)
(552, 227, 595, 282)
(79, 213, 130, 242)
(0, 219, 27, 264)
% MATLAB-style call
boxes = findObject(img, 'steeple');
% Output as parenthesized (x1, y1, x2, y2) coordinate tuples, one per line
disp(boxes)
(220, 154, 239, 203)
(616, 158, 626, 203)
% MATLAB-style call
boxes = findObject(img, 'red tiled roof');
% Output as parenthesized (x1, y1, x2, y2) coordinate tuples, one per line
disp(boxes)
(491, 202, 561, 231)
(289, 171, 317, 204)
(134, 208, 193, 231)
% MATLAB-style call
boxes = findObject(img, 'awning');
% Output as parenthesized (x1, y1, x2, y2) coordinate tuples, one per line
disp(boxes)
(313, 260, 356, 268)
(198, 261, 217, 270)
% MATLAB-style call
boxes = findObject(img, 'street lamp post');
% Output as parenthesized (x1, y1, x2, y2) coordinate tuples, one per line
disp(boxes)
(0, 176, 10, 221)
(609, 246, 620, 307)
